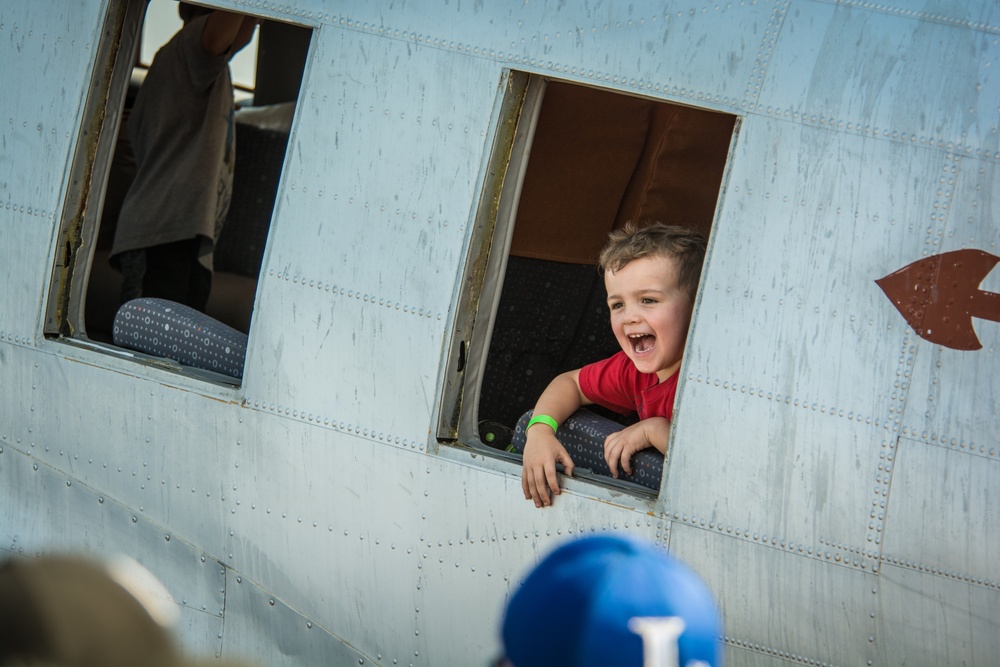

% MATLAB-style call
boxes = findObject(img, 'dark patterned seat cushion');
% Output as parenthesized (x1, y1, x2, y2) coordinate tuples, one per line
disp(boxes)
(112, 298, 248, 379)
(510, 409, 663, 491)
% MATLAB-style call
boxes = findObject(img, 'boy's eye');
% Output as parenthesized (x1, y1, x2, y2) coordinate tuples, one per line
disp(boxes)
(641, 297, 657, 304)
(608, 302, 623, 310)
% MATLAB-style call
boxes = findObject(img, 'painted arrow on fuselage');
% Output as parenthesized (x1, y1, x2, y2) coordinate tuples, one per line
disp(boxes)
(876, 248, 1000, 351)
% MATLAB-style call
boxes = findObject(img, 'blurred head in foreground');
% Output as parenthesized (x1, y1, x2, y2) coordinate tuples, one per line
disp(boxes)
(500, 535, 722, 667)
(0, 554, 240, 667)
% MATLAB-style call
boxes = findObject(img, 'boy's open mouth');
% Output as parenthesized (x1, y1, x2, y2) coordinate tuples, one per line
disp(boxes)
(628, 333, 655, 354)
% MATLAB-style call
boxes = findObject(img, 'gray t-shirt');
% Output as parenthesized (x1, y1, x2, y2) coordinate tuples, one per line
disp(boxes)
(111, 14, 235, 270)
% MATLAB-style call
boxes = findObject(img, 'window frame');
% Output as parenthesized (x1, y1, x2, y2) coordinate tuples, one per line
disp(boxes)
(436, 70, 740, 502)
(42, 0, 306, 388)
(437, 70, 541, 445)
(45, 0, 143, 343)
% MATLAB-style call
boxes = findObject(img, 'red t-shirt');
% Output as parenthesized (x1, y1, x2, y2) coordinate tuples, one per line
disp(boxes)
(578, 351, 679, 421)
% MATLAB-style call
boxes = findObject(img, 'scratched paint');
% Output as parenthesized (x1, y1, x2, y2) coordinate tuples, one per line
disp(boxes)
(1, 1, 998, 666)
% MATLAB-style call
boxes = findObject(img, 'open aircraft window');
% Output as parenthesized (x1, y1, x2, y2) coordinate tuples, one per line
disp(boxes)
(44, 0, 311, 385)
(439, 74, 737, 496)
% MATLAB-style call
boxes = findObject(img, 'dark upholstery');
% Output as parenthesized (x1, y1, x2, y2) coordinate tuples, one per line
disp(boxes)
(213, 122, 288, 278)
(510, 409, 663, 491)
(478, 257, 620, 428)
(112, 298, 248, 379)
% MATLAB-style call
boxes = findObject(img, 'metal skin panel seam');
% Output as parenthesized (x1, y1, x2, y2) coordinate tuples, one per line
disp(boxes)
(667, 521, 881, 667)
(754, 2, 1000, 162)
(2, 1, 999, 665)
(742, 0, 791, 106)
(0, 444, 228, 624)
(819, 0, 1000, 31)
(876, 561, 999, 665)
(662, 508, 881, 575)
(264, 267, 446, 325)
(223, 0, 783, 116)
(221, 570, 375, 666)
(881, 435, 999, 589)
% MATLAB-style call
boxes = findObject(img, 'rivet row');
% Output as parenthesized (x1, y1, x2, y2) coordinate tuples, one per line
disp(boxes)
(1, 199, 55, 220)
(246, 398, 425, 452)
(724, 634, 839, 667)
(688, 373, 881, 427)
(268, 269, 443, 321)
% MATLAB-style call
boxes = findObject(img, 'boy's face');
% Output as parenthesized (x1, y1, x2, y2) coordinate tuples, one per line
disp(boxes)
(604, 254, 693, 382)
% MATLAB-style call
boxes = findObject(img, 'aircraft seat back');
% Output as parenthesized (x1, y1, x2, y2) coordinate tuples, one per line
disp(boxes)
(112, 298, 248, 380)
(478, 256, 619, 429)
(214, 105, 292, 278)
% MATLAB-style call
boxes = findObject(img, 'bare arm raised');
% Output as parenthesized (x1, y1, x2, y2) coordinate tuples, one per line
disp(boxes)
(200, 11, 259, 58)
(521, 369, 592, 508)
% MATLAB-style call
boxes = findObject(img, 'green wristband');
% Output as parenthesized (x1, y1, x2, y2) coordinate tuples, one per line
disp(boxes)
(526, 414, 559, 434)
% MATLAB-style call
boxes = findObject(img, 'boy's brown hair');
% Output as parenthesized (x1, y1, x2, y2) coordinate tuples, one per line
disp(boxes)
(598, 222, 707, 299)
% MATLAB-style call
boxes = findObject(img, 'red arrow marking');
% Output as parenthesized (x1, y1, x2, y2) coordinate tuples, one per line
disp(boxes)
(876, 249, 1000, 351)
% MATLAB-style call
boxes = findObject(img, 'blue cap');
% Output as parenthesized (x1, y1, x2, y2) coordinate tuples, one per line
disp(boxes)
(501, 535, 722, 667)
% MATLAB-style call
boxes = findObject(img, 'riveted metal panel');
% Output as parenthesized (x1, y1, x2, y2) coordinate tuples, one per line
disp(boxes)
(0, 1, 106, 339)
(757, 1, 1000, 161)
(837, 0, 1000, 29)
(0, 1, 101, 203)
(668, 117, 953, 547)
(222, 570, 372, 667)
(227, 0, 779, 113)
(218, 410, 662, 664)
(669, 521, 880, 667)
(901, 341, 1000, 466)
(243, 29, 500, 437)
(264, 30, 494, 296)
(242, 288, 447, 448)
(897, 154, 1000, 450)
(876, 561, 1000, 666)
(0, 445, 227, 657)
(664, 384, 890, 564)
(881, 437, 999, 587)
(686, 115, 958, 409)
(10, 349, 242, 557)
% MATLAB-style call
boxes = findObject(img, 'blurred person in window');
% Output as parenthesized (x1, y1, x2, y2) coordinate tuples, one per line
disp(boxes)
(111, 3, 258, 311)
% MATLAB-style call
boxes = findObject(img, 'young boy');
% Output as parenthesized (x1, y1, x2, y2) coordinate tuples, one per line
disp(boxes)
(521, 222, 706, 507)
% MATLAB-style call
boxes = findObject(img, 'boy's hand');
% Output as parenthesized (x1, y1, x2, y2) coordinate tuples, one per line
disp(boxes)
(521, 430, 575, 508)
(603, 417, 669, 478)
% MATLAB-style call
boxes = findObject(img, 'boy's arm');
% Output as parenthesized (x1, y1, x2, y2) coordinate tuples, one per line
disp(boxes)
(603, 417, 670, 479)
(521, 369, 591, 508)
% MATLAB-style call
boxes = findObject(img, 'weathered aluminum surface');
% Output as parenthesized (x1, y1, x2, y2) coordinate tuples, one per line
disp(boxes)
(244, 26, 496, 440)
(876, 561, 998, 665)
(220, 416, 663, 662)
(222, 570, 373, 666)
(1, 0, 998, 665)
(669, 521, 881, 666)
(0, 443, 227, 652)
(0, 0, 101, 342)
(881, 438, 997, 595)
